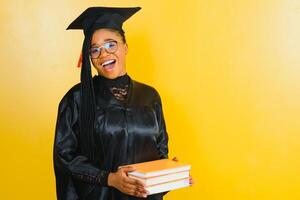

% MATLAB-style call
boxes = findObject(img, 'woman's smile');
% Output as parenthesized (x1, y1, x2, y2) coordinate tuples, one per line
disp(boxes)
(100, 59, 117, 72)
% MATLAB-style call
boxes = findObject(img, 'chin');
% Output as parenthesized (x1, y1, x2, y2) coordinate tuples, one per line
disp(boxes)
(100, 72, 119, 79)
(106, 75, 118, 79)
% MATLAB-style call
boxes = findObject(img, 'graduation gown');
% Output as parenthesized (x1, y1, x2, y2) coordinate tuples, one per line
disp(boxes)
(53, 76, 169, 200)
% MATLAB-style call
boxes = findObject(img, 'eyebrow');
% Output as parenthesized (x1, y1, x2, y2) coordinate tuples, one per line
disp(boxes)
(91, 39, 115, 47)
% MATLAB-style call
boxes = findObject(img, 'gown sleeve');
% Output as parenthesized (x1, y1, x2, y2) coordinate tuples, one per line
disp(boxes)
(53, 92, 110, 199)
(153, 91, 169, 159)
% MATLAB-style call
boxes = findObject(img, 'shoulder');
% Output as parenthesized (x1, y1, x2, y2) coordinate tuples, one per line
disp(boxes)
(58, 82, 81, 111)
(131, 80, 162, 103)
(132, 80, 160, 96)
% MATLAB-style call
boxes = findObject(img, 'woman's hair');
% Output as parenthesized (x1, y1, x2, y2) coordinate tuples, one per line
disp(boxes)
(92, 28, 127, 44)
(109, 28, 127, 44)
(119, 31, 127, 44)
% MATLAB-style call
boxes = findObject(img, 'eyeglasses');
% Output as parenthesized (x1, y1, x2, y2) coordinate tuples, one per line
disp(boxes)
(89, 40, 118, 59)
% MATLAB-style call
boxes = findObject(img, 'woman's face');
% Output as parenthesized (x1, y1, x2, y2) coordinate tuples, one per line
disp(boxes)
(90, 28, 128, 79)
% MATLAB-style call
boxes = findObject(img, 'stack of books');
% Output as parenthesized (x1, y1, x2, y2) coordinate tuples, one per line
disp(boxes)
(123, 159, 191, 195)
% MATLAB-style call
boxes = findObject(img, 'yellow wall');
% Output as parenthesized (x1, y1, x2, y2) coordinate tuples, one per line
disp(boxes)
(1, 0, 300, 199)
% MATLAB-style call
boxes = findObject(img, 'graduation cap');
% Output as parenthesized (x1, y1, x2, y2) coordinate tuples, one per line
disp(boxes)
(67, 7, 141, 160)
(67, 7, 141, 34)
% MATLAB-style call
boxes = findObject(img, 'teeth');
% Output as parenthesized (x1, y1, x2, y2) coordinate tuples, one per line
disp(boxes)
(102, 59, 115, 66)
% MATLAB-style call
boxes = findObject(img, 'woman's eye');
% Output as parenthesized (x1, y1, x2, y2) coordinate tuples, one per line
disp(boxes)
(91, 48, 100, 53)
(104, 41, 117, 49)
(109, 42, 117, 48)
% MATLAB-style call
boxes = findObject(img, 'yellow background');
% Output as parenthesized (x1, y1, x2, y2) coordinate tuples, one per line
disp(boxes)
(1, 0, 300, 199)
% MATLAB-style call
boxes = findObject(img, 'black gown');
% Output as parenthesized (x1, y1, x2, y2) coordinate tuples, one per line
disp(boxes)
(53, 75, 169, 200)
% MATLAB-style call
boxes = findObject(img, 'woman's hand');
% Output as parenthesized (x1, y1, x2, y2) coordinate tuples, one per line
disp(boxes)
(172, 157, 195, 186)
(108, 166, 149, 198)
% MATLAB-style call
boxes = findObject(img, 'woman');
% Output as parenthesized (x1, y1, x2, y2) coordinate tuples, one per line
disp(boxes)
(54, 7, 169, 199)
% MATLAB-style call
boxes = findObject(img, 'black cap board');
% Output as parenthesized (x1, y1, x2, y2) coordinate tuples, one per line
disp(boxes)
(66, 7, 141, 161)
(67, 7, 141, 34)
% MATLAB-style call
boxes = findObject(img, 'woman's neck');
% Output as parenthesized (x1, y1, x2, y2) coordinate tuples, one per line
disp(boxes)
(97, 74, 130, 101)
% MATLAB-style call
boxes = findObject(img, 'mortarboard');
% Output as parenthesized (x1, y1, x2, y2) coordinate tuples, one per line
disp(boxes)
(66, 7, 141, 160)
(67, 7, 141, 34)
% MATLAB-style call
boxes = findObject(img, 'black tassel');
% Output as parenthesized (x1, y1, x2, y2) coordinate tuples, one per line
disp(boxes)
(79, 32, 96, 161)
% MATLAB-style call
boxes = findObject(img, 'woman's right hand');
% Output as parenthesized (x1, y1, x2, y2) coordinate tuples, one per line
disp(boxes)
(108, 166, 149, 198)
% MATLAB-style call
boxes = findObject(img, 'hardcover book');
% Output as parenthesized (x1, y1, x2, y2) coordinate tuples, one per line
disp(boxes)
(122, 159, 191, 195)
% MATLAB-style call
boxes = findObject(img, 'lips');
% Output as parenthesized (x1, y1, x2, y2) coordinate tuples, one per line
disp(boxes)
(101, 59, 116, 71)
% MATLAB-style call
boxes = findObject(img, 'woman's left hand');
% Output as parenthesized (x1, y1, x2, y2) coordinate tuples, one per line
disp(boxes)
(189, 175, 194, 186)
(172, 157, 195, 186)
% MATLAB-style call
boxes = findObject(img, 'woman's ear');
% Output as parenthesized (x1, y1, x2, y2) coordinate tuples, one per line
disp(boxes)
(124, 43, 128, 55)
